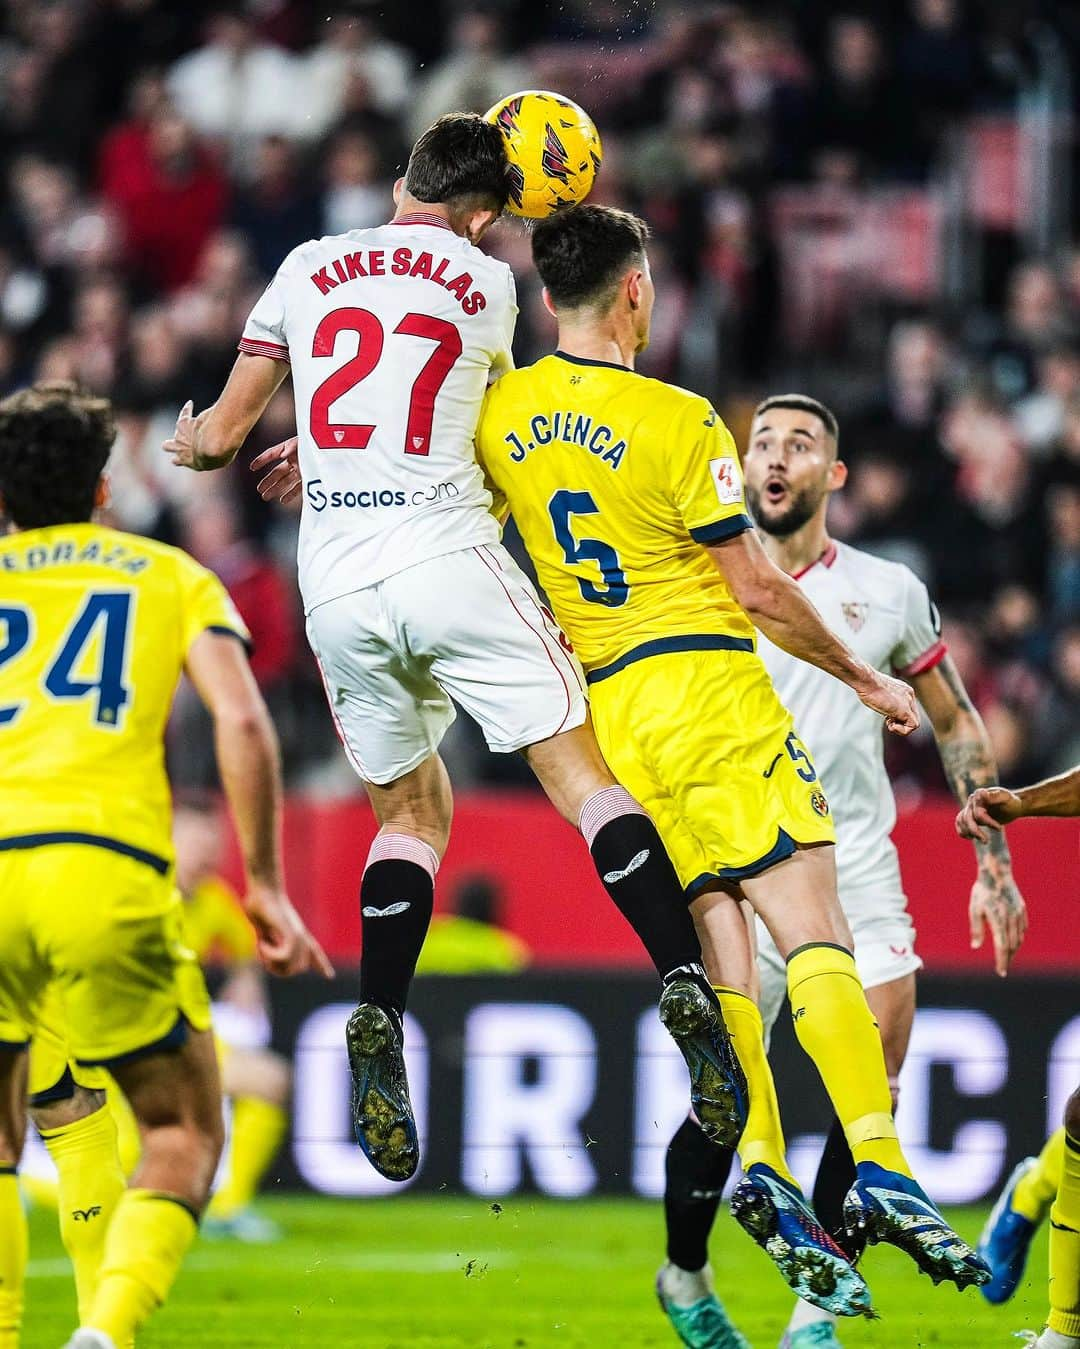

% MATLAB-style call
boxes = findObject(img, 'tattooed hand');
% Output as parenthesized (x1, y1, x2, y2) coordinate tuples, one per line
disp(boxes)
(968, 863, 1027, 977)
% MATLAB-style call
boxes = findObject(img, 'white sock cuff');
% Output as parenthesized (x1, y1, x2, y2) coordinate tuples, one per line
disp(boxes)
(366, 832, 439, 880)
(579, 786, 647, 849)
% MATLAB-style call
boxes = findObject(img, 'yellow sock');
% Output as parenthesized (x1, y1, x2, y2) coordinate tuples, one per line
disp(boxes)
(40, 1102, 126, 1323)
(207, 1098, 287, 1219)
(1048, 1130, 1080, 1339)
(87, 1188, 197, 1343)
(787, 942, 910, 1177)
(714, 987, 795, 1185)
(0, 1170, 27, 1349)
(106, 1077, 141, 1178)
(1015, 1128, 1067, 1224)
(18, 1171, 58, 1211)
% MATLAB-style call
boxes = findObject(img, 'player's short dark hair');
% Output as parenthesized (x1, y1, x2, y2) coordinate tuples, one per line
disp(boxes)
(404, 113, 512, 214)
(753, 393, 839, 446)
(0, 381, 115, 529)
(531, 204, 650, 311)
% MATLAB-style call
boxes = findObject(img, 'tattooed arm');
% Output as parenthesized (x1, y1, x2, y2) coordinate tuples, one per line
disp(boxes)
(910, 655, 1028, 975)
(957, 764, 1080, 835)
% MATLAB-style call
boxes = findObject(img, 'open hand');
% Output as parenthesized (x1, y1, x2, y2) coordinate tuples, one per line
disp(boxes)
(251, 437, 302, 505)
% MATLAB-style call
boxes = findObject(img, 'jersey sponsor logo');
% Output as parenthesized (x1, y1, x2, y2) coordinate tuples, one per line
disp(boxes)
(305, 479, 459, 513)
(602, 849, 650, 884)
(841, 601, 869, 632)
(362, 902, 412, 918)
(810, 789, 830, 818)
(709, 456, 742, 506)
(703, 408, 718, 427)
(889, 944, 910, 958)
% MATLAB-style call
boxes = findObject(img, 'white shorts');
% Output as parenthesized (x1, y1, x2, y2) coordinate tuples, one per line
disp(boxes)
(305, 543, 588, 785)
(756, 885, 923, 1038)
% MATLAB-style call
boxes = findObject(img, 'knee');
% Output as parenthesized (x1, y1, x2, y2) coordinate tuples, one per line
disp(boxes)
(31, 1085, 106, 1133)
(888, 1077, 901, 1113)
(1063, 1088, 1080, 1141)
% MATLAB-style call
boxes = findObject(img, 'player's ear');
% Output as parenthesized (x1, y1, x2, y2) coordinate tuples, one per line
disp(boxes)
(392, 177, 405, 206)
(828, 458, 848, 492)
(93, 473, 111, 514)
(541, 287, 558, 320)
(626, 268, 644, 311)
(464, 206, 499, 245)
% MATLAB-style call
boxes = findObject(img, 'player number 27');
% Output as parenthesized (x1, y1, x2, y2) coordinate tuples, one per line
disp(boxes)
(0, 592, 133, 729)
(309, 308, 462, 456)
(548, 490, 628, 608)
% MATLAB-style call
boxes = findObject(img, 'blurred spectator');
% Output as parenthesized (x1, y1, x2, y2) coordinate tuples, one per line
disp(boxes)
(1014, 342, 1080, 455)
(983, 260, 1074, 401)
(416, 875, 530, 975)
(895, 0, 981, 123)
(167, 6, 300, 168)
(101, 109, 228, 292)
(299, 5, 413, 139)
(409, 8, 530, 139)
(321, 129, 389, 236)
(230, 136, 321, 278)
(1047, 484, 1080, 622)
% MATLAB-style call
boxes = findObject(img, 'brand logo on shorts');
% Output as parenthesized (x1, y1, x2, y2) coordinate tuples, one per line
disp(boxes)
(603, 850, 650, 884)
(841, 601, 869, 632)
(889, 945, 910, 957)
(362, 902, 412, 918)
(72, 1206, 102, 1222)
(810, 789, 830, 818)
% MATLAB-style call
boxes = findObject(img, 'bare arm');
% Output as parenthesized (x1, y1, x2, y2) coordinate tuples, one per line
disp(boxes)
(707, 530, 919, 734)
(957, 764, 1080, 840)
(914, 656, 1027, 974)
(165, 354, 289, 472)
(185, 630, 332, 977)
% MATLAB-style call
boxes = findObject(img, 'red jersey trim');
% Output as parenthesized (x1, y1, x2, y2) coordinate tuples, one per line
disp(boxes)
(791, 540, 838, 581)
(895, 640, 948, 678)
(238, 337, 290, 363)
(390, 212, 453, 231)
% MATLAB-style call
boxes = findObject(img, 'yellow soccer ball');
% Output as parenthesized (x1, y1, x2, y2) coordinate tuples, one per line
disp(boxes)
(485, 90, 602, 219)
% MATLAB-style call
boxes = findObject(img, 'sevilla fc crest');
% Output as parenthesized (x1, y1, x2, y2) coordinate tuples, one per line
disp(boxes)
(841, 601, 868, 632)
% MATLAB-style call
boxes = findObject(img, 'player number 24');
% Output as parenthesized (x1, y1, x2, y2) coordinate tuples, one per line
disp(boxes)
(309, 307, 461, 456)
(0, 592, 132, 729)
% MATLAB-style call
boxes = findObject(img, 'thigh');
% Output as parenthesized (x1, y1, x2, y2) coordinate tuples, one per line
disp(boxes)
(740, 844, 853, 959)
(111, 1026, 222, 1152)
(38, 846, 213, 1068)
(306, 588, 455, 786)
(406, 545, 588, 755)
(690, 887, 758, 995)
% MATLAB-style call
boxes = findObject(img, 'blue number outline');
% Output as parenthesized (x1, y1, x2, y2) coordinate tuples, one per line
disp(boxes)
(548, 490, 629, 608)
(785, 731, 817, 782)
(0, 605, 32, 725)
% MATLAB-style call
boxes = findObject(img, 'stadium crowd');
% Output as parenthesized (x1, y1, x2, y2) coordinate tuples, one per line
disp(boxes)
(1, 0, 1078, 793)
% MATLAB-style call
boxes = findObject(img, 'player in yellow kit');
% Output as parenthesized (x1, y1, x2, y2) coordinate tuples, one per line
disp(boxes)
(0, 381, 330, 1349)
(473, 205, 990, 1328)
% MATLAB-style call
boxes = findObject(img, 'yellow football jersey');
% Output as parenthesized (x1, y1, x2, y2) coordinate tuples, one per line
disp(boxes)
(0, 522, 249, 867)
(182, 875, 256, 966)
(475, 353, 754, 680)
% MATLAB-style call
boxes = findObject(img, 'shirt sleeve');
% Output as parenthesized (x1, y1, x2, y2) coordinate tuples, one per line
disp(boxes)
(487, 268, 518, 386)
(175, 552, 252, 659)
(669, 398, 753, 544)
(239, 249, 302, 362)
(891, 566, 947, 676)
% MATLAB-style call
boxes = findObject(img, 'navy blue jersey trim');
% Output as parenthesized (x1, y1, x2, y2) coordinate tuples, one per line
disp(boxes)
(689, 514, 753, 544)
(0, 833, 170, 876)
(76, 1015, 188, 1068)
(553, 350, 637, 374)
(586, 633, 754, 685)
(205, 625, 253, 652)
(29, 1065, 77, 1108)
(0, 1038, 30, 1053)
(685, 830, 800, 896)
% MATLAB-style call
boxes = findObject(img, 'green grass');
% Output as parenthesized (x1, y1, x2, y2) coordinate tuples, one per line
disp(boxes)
(24, 1196, 1048, 1347)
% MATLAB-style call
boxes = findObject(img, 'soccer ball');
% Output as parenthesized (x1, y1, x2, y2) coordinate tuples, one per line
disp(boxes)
(485, 90, 602, 219)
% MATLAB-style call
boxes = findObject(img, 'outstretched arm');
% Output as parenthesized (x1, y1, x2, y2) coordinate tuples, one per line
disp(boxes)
(707, 530, 919, 735)
(165, 353, 289, 472)
(913, 656, 1027, 975)
(957, 764, 1080, 839)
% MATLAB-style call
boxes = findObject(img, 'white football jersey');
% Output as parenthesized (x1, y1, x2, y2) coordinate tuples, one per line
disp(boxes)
(757, 540, 945, 897)
(241, 212, 517, 613)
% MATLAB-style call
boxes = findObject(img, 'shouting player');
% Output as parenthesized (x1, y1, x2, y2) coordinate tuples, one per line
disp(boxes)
(957, 769, 1080, 1349)
(0, 381, 329, 1349)
(656, 393, 1028, 1348)
(167, 113, 749, 1183)
(472, 204, 991, 1329)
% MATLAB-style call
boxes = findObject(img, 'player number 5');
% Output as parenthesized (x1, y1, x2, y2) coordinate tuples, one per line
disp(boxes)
(548, 490, 628, 608)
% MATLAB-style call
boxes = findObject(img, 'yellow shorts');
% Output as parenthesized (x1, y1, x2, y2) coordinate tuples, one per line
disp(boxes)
(590, 647, 835, 893)
(0, 842, 212, 1068)
(26, 986, 108, 1105)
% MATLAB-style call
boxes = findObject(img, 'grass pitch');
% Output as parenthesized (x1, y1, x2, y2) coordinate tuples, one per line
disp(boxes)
(24, 1196, 1046, 1347)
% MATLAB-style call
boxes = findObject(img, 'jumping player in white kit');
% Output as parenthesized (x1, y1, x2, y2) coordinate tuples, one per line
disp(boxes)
(657, 395, 1029, 1349)
(164, 114, 749, 1185)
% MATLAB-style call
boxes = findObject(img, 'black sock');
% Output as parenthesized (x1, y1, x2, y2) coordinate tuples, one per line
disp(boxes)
(358, 859, 435, 1017)
(664, 1115, 737, 1271)
(813, 1114, 863, 1260)
(589, 814, 704, 980)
